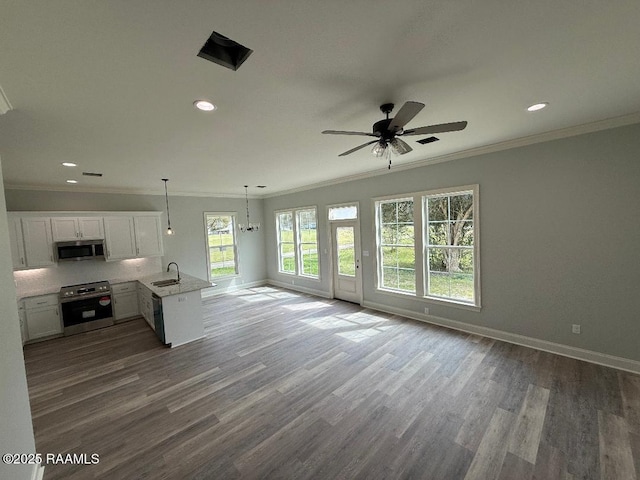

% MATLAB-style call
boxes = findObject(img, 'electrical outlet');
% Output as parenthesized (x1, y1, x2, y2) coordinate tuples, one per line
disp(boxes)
(572, 324, 581, 334)
(424, 307, 429, 315)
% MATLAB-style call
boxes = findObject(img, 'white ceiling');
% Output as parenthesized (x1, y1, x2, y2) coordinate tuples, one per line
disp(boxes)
(1, 1, 640, 197)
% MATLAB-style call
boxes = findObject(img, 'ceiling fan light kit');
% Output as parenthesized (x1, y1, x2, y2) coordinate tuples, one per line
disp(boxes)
(322, 101, 468, 168)
(162, 178, 174, 235)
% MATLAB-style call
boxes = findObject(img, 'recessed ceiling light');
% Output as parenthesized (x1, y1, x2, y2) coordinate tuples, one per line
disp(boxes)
(527, 102, 549, 112)
(62, 162, 77, 167)
(194, 100, 216, 111)
(66, 180, 78, 184)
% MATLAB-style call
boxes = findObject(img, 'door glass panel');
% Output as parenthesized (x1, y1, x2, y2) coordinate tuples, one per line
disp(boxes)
(336, 226, 356, 276)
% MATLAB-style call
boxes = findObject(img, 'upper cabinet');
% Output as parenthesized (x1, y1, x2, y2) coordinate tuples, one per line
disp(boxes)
(103, 216, 136, 260)
(134, 215, 163, 257)
(22, 217, 55, 267)
(9, 216, 27, 269)
(51, 217, 104, 241)
(8, 211, 164, 269)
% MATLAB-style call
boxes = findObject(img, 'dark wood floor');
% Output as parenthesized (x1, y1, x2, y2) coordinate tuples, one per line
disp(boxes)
(23, 286, 640, 480)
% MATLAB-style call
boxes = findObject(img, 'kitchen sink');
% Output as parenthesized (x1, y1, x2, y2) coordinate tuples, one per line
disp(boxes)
(151, 279, 180, 287)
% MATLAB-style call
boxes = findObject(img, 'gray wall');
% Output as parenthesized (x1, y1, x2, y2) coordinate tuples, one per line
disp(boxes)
(0, 159, 37, 480)
(5, 191, 267, 290)
(264, 122, 640, 362)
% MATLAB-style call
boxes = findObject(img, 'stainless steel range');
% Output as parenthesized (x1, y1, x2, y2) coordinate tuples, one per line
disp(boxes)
(59, 281, 114, 336)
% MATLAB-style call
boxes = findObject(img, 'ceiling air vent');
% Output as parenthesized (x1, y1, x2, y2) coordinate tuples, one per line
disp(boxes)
(417, 136, 440, 145)
(82, 172, 103, 177)
(197, 31, 253, 71)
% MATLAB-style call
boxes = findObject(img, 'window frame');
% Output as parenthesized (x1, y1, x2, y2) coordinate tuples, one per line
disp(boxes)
(423, 185, 480, 308)
(373, 185, 480, 310)
(204, 212, 239, 281)
(275, 206, 320, 280)
(374, 196, 416, 295)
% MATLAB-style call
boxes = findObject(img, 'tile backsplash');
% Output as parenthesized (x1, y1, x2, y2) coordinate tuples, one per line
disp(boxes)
(14, 257, 162, 298)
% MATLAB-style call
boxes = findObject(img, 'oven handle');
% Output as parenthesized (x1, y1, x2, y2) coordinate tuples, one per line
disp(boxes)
(59, 292, 112, 304)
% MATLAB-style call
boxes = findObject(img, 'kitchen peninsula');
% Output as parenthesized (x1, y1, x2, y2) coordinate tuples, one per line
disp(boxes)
(137, 271, 212, 347)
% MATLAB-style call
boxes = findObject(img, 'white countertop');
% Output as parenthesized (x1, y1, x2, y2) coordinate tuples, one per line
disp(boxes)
(137, 272, 214, 298)
(17, 272, 215, 301)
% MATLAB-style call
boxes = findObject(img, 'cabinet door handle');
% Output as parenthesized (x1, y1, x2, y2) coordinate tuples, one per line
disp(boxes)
(36, 301, 47, 305)
(136, 247, 139, 255)
(20, 257, 24, 265)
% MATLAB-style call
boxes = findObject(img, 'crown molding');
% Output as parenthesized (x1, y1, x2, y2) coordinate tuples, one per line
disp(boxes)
(262, 112, 640, 198)
(0, 84, 13, 115)
(2, 183, 254, 199)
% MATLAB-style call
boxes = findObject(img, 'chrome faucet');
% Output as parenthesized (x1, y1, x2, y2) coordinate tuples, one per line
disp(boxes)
(166, 262, 180, 282)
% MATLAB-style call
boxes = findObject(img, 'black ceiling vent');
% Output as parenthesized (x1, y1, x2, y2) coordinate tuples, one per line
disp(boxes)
(82, 172, 103, 177)
(417, 136, 440, 145)
(197, 31, 253, 71)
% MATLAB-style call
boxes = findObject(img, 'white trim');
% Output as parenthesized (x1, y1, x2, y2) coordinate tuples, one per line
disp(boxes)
(31, 463, 45, 480)
(362, 300, 640, 374)
(0, 83, 13, 115)
(267, 279, 331, 299)
(263, 113, 640, 199)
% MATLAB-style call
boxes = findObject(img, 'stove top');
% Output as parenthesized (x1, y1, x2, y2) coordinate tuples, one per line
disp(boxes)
(59, 280, 111, 299)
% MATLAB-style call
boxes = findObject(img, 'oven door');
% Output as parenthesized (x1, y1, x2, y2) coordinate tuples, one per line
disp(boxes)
(60, 294, 114, 335)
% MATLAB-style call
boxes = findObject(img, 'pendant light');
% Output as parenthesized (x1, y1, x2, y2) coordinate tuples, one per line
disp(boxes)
(239, 185, 260, 232)
(162, 178, 174, 235)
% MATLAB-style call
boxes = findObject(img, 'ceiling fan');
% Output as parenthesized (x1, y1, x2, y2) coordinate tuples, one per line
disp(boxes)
(322, 101, 467, 168)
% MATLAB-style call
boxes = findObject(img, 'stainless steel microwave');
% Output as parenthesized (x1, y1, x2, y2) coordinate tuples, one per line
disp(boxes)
(55, 240, 105, 262)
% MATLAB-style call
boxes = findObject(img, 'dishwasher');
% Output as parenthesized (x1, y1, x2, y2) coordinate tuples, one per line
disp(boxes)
(152, 294, 166, 344)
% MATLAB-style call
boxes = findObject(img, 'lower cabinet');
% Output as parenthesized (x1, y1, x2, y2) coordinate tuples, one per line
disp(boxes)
(23, 294, 62, 341)
(137, 283, 154, 330)
(112, 282, 139, 321)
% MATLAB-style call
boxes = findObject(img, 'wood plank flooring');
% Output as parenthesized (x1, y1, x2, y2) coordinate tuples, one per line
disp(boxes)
(22, 286, 640, 479)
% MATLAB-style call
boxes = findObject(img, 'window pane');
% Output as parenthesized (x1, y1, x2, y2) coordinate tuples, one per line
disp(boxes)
(280, 244, 295, 273)
(297, 209, 318, 278)
(206, 214, 238, 278)
(328, 205, 358, 220)
(451, 221, 473, 247)
(428, 223, 449, 245)
(300, 244, 318, 276)
(428, 197, 448, 221)
(380, 202, 397, 223)
(398, 225, 414, 246)
(382, 267, 399, 290)
(450, 193, 473, 220)
(336, 226, 355, 276)
(397, 201, 413, 223)
(381, 225, 397, 245)
(210, 247, 236, 277)
(424, 189, 476, 305)
(278, 212, 293, 231)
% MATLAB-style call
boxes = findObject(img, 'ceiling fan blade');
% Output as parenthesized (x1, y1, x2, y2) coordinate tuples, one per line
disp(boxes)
(338, 140, 380, 157)
(322, 130, 377, 137)
(388, 101, 425, 131)
(403, 121, 468, 136)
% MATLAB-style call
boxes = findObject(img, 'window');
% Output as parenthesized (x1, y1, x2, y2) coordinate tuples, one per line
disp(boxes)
(328, 204, 358, 220)
(297, 209, 319, 277)
(425, 189, 476, 304)
(276, 207, 319, 278)
(204, 213, 238, 279)
(376, 198, 415, 293)
(374, 185, 479, 308)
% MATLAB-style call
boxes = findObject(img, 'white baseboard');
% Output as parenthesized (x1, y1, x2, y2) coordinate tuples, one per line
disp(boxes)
(362, 300, 640, 374)
(201, 280, 268, 298)
(266, 280, 332, 299)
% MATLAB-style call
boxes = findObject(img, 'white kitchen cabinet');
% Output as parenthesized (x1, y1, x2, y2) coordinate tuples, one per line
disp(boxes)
(134, 215, 164, 257)
(18, 303, 27, 345)
(103, 216, 136, 260)
(51, 217, 104, 241)
(137, 282, 154, 330)
(24, 294, 62, 341)
(8, 215, 27, 270)
(113, 282, 139, 321)
(22, 217, 55, 267)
